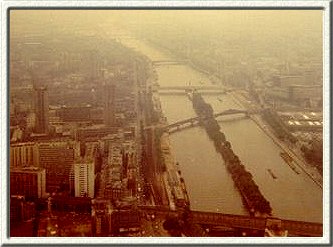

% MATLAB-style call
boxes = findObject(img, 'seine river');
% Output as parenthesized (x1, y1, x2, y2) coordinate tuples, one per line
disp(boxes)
(121, 37, 322, 223)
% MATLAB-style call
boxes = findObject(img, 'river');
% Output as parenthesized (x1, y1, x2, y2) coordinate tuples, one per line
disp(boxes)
(121, 37, 322, 223)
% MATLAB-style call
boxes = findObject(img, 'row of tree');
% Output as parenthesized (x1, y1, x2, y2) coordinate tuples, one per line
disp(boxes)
(301, 139, 323, 175)
(191, 92, 272, 216)
(262, 109, 297, 144)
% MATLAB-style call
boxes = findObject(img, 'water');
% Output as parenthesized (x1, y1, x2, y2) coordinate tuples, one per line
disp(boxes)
(122, 38, 322, 223)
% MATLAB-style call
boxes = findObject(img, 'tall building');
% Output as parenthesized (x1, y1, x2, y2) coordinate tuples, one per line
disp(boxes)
(74, 162, 95, 198)
(34, 86, 49, 134)
(10, 167, 46, 199)
(103, 83, 115, 127)
(38, 142, 75, 192)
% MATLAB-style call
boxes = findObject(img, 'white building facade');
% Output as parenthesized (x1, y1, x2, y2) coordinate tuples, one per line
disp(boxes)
(74, 162, 95, 198)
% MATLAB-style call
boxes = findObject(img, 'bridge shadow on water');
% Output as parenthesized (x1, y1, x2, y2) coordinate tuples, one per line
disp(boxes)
(168, 115, 248, 134)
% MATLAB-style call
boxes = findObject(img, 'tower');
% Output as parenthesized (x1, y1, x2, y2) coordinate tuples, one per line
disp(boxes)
(103, 82, 115, 127)
(33, 86, 49, 134)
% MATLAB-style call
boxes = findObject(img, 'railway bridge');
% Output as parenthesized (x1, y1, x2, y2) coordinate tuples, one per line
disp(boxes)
(138, 206, 322, 237)
(190, 211, 322, 237)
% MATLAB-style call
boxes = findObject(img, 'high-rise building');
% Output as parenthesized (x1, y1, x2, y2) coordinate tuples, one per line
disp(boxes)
(34, 86, 49, 134)
(103, 83, 115, 127)
(74, 162, 95, 198)
(10, 167, 46, 199)
(38, 142, 75, 192)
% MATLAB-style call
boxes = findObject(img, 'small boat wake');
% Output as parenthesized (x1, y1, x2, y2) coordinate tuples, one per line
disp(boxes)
(267, 169, 277, 179)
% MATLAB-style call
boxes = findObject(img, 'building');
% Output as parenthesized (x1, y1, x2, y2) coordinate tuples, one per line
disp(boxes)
(38, 142, 75, 192)
(279, 112, 323, 132)
(110, 209, 141, 234)
(26, 112, 36, 130)
(10, 142, 39, 168)
(10, 195, 37, 237)
(75, 125, 117, 141)
(103, 83, 116, 127)
(10, 126, 23, 143)
(91, 199, 113, 236)
(274, 75, 304, 87)
(33, 86, 49, 134)
(50, 196, 91, 212)
(10, 166, 46, 199)
(288, 85, 322, 101)
(91, 199, 140, 235)
(10, 195, 36, 223)
(104, 182, 122, 201)
(57, 106, 91, 122)
(74, 162, 95, 198)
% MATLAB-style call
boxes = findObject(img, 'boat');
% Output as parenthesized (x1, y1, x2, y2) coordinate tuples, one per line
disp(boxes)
(280, 152, 301, 174)
(187, 92, 193, 101)
(267, 169, 277, 179)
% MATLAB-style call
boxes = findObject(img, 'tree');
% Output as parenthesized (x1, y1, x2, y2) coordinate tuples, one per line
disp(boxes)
(163, 216, 183, 237)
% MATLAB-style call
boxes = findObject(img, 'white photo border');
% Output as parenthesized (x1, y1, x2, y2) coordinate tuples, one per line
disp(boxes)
(1, 0, 331, 245)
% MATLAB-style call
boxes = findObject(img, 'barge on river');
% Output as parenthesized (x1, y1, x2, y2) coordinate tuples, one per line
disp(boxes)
(280, 152, 301, 175)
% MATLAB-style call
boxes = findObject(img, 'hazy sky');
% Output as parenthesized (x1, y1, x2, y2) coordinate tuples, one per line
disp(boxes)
(10, 9, 322, 34)
(10, 9, 323, 59)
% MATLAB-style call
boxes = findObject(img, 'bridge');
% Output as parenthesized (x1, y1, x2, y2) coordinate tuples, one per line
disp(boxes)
(191, 211, 322, 237)
(158, 85, 225, 91)
(158, 91, 226, 96)
(152, 60, 190, 66)
(165, 109, 252, 133)
(157, 85, 232, 95)
(138, 206, 322, 237)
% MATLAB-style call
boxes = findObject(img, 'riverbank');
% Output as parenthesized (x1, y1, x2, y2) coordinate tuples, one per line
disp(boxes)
(229, 91, 322, 188)
(147, 62, 191, 211)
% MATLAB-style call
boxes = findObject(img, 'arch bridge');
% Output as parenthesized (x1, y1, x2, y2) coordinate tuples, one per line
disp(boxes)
(165, 109, 253, 133)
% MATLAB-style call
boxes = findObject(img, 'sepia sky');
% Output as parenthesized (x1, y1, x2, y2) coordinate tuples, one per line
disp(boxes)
(10, 9, 322, 35)
(10, 10, 323, 63)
